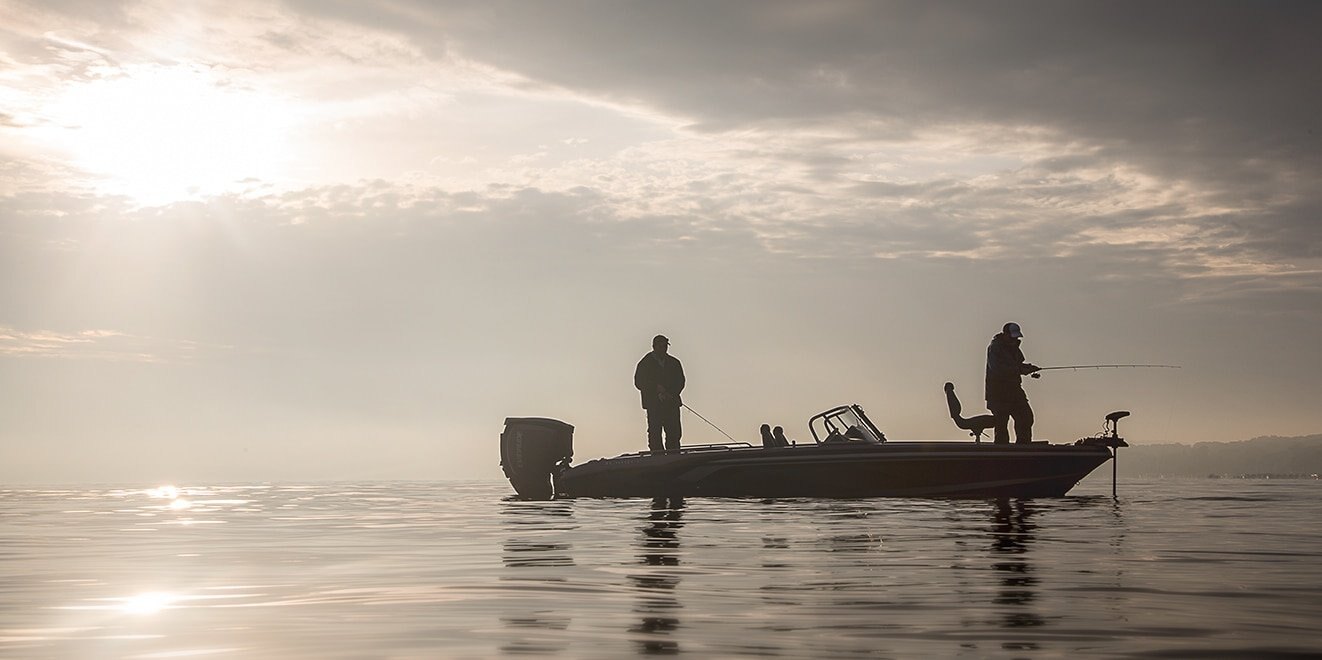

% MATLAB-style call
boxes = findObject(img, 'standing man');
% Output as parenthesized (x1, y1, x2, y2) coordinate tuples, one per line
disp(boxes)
(635, 334, 685, 452)
(985, 322, 1041, 444)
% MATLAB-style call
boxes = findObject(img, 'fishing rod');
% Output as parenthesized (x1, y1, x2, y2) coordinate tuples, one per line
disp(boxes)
(1030, 364, 1180, 378)
(681, 403, 740, 444)
(1036, 364, 1181, 371)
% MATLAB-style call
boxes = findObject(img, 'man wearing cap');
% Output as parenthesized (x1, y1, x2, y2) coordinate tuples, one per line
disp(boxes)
(634, 334, 685, 452)
(985, 322, 1041, 444)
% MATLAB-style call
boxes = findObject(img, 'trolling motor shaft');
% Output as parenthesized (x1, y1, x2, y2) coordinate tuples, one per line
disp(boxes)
(1105, 411, 1130, 498)
(1074, 410, 1131, 497)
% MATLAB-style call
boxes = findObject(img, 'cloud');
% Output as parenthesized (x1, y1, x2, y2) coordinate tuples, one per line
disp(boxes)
(272, 0, 1322, 282)
(4, 1, 1320, 311)
(0, 326, 221, 363)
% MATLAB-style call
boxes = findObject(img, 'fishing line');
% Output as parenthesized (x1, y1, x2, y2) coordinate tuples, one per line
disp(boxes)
(681, 403, 740, 444)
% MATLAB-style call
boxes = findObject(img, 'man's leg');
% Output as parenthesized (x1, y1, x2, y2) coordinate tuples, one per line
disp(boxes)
(662, 406, 682, 451)
(1012, 397, 1035, 443)
(646, 408, 664, 451)
(988, 403, 1011, 444)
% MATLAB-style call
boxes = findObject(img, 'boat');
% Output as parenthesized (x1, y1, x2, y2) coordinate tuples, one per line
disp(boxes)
(499, 383, 1129, 499)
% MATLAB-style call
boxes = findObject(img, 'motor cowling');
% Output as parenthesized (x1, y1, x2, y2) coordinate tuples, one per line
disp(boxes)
(500, 417, 574, 500)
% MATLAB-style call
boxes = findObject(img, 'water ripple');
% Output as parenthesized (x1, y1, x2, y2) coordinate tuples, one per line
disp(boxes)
(0, 479, 1318, 657)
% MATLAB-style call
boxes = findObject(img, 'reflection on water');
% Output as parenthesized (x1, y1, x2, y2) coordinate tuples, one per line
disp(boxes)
(631, 497, 685, 654)
(115, 591, 178, 615)
(1, 480, 1320, 658)
(501, 500, 575, 570)
(498, 498, 576, 654)
(989, 499, 1043, 646)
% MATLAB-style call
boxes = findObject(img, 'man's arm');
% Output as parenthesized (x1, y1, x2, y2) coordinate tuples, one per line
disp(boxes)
(634, 358, 648, 392)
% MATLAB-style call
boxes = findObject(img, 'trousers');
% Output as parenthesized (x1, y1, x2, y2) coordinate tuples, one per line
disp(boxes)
(646, 406, 682, 451)
(988, 391, 1034, 444)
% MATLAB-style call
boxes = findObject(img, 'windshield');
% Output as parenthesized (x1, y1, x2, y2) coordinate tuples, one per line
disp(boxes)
(810, 405, 884, 444)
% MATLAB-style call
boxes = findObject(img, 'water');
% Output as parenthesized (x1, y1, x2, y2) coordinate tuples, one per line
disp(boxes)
(2, 478, 1319, 658)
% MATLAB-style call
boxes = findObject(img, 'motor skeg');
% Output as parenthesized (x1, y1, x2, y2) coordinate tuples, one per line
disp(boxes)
(500, 417, 574, 500)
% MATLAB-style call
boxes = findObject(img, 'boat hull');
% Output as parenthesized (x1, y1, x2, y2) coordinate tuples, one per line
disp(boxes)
(555, 442, 1111, 498)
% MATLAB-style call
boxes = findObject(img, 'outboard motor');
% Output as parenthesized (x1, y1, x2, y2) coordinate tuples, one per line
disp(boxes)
(500, 417, 574, 500)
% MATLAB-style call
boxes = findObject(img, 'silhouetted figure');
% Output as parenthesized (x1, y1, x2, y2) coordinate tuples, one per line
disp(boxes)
(634, 334, 685, 452)
(772, 426, 791, 447)
(985, 322, 1041, 444)
(760, 423, 776, 447)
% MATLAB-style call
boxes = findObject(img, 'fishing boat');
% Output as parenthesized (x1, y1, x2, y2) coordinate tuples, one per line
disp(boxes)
(499, 383, 1129, 500)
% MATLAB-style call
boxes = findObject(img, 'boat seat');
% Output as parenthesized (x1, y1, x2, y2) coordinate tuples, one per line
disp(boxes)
(761, 424, 791, 447)
(944, 382, 995, 442)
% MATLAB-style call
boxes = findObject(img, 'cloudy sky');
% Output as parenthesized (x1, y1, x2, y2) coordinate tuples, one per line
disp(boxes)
(2, 1, 1319, 484)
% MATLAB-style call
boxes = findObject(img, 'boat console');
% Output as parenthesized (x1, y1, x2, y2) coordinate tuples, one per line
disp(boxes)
(809, 404, 886, 444)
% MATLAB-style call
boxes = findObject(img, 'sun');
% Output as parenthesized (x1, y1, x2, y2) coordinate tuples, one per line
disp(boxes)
(38, 63, 301, 204)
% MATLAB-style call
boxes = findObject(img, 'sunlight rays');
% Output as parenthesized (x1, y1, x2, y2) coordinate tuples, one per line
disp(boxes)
(33, 64, 302, 204)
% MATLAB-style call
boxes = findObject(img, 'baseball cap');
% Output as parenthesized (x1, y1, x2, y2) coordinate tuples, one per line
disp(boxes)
(1003, 322, 1024, 338)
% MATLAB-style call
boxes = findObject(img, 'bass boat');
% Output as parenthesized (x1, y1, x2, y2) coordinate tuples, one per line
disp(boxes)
(500, 383, 1129, 499)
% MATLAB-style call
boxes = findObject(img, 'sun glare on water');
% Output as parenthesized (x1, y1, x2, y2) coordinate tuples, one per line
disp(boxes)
(38, 64, 301, 205)
(118, 591, 177, 615)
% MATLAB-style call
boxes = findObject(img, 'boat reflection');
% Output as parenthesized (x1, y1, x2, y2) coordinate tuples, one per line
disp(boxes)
(989, 498, 1043, 648)
(630, 496, 685, 654)
(498, 499, 575, 654)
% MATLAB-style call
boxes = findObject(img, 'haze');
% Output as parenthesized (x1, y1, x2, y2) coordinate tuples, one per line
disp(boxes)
(2, 1, 1319, 484)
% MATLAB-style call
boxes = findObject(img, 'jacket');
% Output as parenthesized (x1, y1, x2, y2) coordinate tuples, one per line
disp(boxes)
(985, 332, 1030, 404)
(634, 352, 685, 409)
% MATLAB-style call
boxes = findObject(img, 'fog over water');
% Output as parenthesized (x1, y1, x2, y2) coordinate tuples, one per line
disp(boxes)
(2, 1, 1320, 484)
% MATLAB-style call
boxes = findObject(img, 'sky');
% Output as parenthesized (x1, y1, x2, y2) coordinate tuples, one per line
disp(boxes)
(2, 1, 1320, 484)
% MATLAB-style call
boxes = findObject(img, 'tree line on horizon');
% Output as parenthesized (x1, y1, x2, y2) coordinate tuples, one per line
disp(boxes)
(1114, 434, 1322, 478)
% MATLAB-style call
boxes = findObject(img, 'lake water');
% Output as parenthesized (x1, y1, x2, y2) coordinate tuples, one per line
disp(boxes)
(2, 478, 1319, 658)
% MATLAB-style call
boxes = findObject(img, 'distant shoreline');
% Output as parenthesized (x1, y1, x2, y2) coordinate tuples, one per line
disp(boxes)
(1116, 433, 1322, 479)
(1203, 473, 1320, 480)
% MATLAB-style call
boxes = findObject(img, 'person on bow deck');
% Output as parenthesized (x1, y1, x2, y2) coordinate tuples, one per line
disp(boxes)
(985, 322, 1041, 444)
(634, 334, 685, 452)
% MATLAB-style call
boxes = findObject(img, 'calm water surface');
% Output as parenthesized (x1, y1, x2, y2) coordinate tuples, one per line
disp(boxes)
(2, 478, 1319, 658)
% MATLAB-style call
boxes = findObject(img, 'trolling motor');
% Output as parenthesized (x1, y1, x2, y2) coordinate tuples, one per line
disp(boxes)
(1077, 410, 1130, 497)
